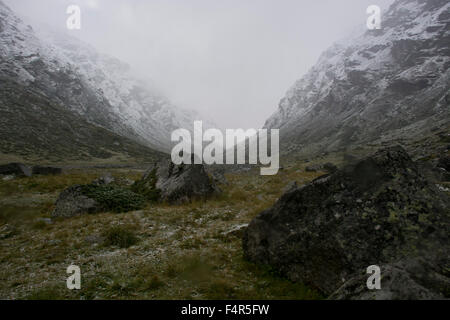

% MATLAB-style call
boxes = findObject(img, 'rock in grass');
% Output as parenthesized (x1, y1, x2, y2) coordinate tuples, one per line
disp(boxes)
(133, 159, 219, 204)
(52, 184, 145, 218)
(243, 146, 450, 298)
(92, 172, 115, 186)
(0, 163, 32, 177)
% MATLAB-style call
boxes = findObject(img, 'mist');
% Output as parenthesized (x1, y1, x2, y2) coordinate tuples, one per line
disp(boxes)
(5, 0, 394, 129)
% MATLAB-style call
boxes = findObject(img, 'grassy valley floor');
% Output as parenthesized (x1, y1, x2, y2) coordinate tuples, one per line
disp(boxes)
(0, 165, 324, 300)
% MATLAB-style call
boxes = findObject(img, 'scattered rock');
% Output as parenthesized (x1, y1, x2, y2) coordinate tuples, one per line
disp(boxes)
(2, 175, 15, 181)
(135, 159, 220, 204)
(0, 163, 31, 177)
(92, 172, 115, 186)
(52, 185, 102, 218)
(32, 166, 62, 175)
(243, 146, 450, 298)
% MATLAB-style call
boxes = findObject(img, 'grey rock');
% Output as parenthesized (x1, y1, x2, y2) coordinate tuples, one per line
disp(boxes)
(51, 185, 102, 218)
(137, 159, 220, 204)
(92, 173, 115, 186)
(243, 146, 450, 297)
(0, 163, 32, 177)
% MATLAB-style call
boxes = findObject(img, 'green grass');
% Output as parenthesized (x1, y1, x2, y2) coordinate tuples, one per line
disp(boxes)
(102, 225, 139, 248)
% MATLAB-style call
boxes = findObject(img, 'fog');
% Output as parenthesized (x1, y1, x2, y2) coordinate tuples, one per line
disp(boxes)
(5, 0, 394, 129)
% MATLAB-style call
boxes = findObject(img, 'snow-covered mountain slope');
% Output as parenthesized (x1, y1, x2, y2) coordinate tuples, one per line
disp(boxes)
(0, 0, 211, 156)
(0, 1, 168, 162)
(35, 26, 214, 152)
(265, 0, 450, 156)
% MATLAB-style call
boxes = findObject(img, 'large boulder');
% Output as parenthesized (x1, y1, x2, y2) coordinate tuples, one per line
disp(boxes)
(0, 163, 32, 177)
(133, 160, 219, 204)
(52, 185, 102, 218)
(243, 146, 450, 298)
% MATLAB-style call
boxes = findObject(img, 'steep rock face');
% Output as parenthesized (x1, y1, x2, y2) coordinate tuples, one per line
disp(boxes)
(243, 146, 450, 297)
(265, 0, 450, 156)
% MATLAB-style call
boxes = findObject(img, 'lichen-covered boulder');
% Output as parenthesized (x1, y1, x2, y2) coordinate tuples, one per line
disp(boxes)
(243, 146, 450, 298)
(52, 185, 102, 218)
(133, 160, 219, 204)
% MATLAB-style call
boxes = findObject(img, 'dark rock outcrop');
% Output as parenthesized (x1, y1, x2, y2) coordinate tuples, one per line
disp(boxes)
(32, 166, 62, 175)
(0, 163, 32, 177)
(134, 160, 219, 204)
(243, 146, 450, 298)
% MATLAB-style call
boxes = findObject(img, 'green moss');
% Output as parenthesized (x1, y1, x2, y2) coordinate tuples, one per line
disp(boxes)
(80, 184, 145, 213)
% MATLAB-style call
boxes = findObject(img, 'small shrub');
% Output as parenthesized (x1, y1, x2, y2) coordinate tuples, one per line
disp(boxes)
(131, 168, 161, 202)
(102, 225, 138, 248)
(80, 184, 145, 213)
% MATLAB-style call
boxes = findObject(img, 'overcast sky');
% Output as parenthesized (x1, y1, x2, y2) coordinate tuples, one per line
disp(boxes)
(5, 0, 394, 129)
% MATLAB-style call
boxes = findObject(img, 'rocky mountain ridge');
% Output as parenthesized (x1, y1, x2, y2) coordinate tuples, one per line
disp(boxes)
(265, 0, 450, 157)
